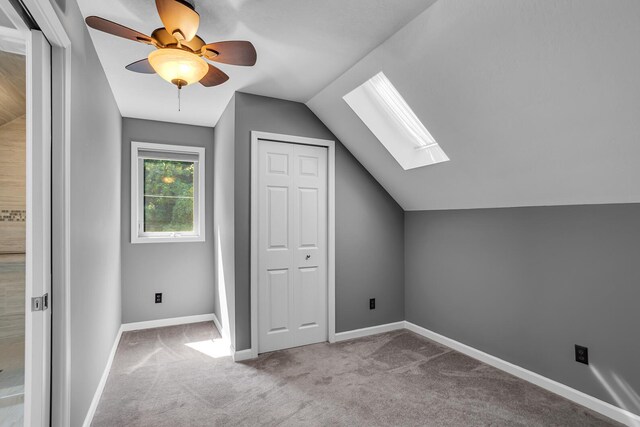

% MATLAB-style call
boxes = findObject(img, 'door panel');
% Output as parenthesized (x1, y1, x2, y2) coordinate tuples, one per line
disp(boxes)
(267, 152, 288, 175)
(292, 143, 327, 347)
(267, 187, 288, 249)
(258, 140, 327, 353)
(298, 155, 318, 176)
(266, 269, 289, 333)
(296, 267, 319, 328)
(298, 188, 318, 248)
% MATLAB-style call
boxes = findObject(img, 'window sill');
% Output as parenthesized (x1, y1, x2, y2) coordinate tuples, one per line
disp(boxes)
(131, 235, 205, 244)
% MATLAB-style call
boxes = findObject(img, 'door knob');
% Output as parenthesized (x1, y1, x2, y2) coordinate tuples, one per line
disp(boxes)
(305, 255, 311, 260)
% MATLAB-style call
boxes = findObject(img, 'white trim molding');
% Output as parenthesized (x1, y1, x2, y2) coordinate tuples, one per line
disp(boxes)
(82, 326, 123, 427)
(334, 322, 406, 342)
(250, 131, 336, 359)
(130, 141, 206, 244)
(121, 314, 216, 332)
(211, 312, 224, 336)
(21, 0, 71, 48)
(13, 1, 73, 425)
(232, 349, 255, 362)
(404, 322, 640, 427)
(212, 313, 236, 358)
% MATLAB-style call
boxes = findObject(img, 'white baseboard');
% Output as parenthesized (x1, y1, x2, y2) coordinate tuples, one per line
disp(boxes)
(82, 325, 123, 427)
(404, 321, 640, 427)
(211, 313, 223, 335)
(334, 321, 405, 342)
(121, 313, 215, 332)
(231, 321, 403, 361)
(232, 348, 256, 362)
(212, 313, 237, 360)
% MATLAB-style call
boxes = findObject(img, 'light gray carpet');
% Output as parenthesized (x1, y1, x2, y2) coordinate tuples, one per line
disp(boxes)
(92, 322, 621, 426)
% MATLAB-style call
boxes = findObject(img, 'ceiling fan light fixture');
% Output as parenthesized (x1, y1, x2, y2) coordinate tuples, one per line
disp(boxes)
(148, 48, 208, 87)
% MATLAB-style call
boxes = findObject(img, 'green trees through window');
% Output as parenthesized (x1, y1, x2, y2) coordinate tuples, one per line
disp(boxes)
(143, 159, 195, 232)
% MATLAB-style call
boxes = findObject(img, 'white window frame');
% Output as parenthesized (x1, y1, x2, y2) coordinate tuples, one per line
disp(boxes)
(131, 141, 205, 244)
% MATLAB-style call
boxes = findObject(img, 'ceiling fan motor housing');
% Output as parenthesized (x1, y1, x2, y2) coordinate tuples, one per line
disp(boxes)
(156, 0, 201, 43)
(179, 0, 196, 9)
(151, 28, 205, 52)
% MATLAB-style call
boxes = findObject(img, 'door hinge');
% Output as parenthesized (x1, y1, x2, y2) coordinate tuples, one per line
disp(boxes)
(31, 293, 49, 312)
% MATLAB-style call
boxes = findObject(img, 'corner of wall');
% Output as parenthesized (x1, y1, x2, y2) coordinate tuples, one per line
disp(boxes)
(213, 94, 237, 351)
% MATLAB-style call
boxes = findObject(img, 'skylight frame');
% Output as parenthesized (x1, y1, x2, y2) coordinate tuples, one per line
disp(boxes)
(343, 71, 449, 170)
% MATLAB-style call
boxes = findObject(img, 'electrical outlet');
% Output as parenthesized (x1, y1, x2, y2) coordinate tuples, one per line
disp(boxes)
(155, 293, 162, 304)
(369, 298, 375, 310)
(575, 345, 588, 365)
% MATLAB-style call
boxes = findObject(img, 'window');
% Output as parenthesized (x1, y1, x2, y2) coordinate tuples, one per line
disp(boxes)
(343, 71, 449, 170)
(131, 141, 205, 243)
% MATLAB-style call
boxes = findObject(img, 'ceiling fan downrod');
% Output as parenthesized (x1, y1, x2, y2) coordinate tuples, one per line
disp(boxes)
(172, 78, 187, 111)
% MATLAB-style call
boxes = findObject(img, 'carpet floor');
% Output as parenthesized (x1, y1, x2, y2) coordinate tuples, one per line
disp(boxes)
(92, 322, 620, 426)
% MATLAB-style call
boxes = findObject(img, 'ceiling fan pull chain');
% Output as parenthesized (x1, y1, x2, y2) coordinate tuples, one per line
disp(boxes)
(178, 85, 181, 112)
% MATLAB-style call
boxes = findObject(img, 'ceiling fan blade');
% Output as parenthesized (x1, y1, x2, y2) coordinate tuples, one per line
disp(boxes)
(125, 59, 156, 74)
(200, 64, 229, 87)
(202, 41, 257, 66)
(156, 0, 200, 42)
(85, 16, 154, 45)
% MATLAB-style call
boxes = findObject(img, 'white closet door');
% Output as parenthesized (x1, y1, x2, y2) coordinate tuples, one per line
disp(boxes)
(258, 140, 328, 353)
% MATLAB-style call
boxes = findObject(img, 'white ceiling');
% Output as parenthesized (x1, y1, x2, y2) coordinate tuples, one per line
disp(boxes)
(75, 0, 437, 127)
(309, 0, 640, 210)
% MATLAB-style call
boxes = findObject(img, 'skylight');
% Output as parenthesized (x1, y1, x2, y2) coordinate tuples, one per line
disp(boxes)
(343, 72, 449, 170)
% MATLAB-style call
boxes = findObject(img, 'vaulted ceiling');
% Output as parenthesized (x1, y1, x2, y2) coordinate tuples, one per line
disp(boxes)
(79, 0, 640, 211)
(75, 0, 437, 127)
(309, 0, 640, 210)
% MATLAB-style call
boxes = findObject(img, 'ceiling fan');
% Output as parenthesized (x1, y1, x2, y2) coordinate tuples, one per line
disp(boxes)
(85, 0, 256, 95)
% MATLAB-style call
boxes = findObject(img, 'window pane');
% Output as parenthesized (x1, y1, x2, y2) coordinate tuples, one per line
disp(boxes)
(143, 159, 195, 232)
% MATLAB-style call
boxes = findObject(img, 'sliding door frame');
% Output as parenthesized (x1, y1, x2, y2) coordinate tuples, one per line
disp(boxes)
(18, 0, 72, 425)
(0, 0, 69, 424)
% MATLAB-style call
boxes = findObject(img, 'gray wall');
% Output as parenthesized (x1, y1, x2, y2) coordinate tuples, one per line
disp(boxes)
(51, 0, 122, 425)
(233, 92, 404, 350)
(213, 95, 236, 345)
(405, 204, 640, 414)
(121, 118, 215, 323)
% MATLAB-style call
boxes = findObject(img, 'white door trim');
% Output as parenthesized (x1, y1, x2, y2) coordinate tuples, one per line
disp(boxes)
(250, 131, 336, 359)
(17, 1, 72, 425)
(24, 28, 53, 427)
